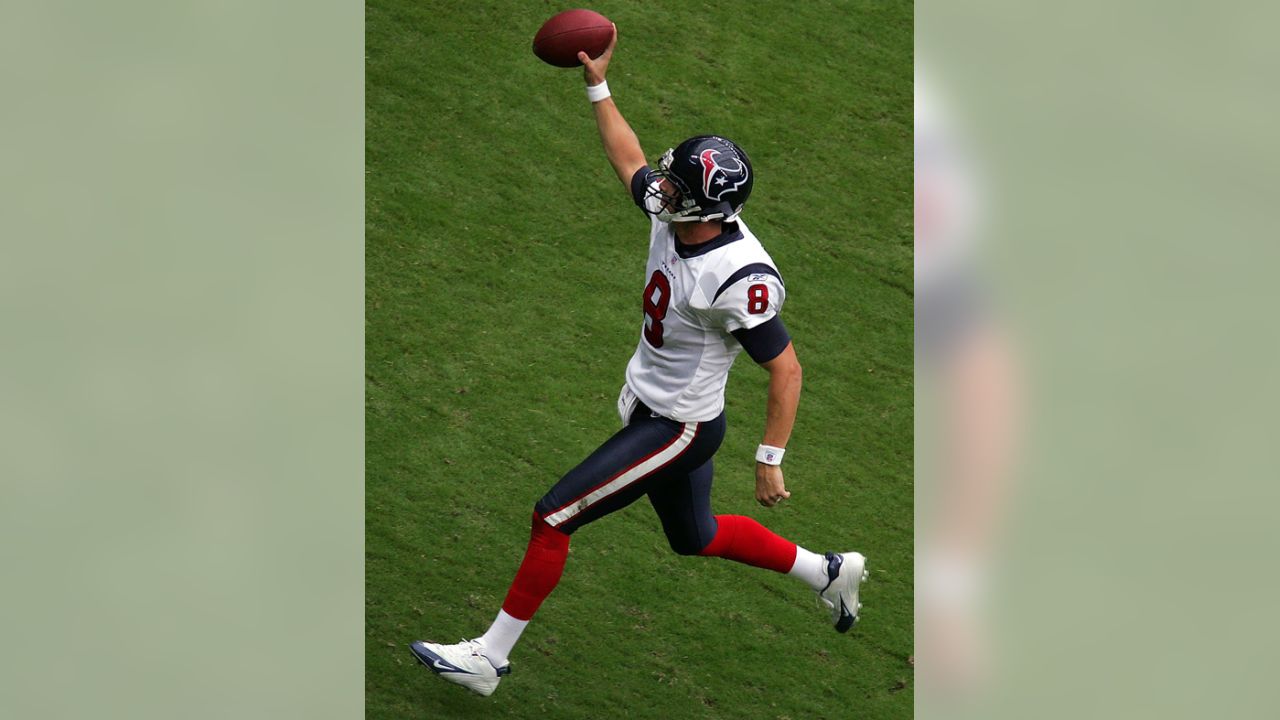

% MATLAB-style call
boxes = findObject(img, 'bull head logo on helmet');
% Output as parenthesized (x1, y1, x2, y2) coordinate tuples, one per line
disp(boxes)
(698, 148, 750, 202)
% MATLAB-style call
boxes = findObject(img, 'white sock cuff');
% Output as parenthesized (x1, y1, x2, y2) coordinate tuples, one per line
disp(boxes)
(477, 609, 529, 666)
(788, 547, 828, 592)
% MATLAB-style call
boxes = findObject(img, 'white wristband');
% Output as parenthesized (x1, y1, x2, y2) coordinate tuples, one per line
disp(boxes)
(756, 444, 785, 466)
(585, 80, 611, 103)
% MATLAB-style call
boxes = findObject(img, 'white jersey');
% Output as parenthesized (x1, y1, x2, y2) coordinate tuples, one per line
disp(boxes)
(622, 209, 787, 423)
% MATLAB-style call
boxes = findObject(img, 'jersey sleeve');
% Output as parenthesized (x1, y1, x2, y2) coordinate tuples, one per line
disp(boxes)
(709, 266, 789, 363)
(630, 165, 664, 216)
(732, 316, 791, 364)
(708, 264, 786, 333)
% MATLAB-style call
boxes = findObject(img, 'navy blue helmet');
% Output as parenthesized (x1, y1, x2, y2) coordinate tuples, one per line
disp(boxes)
(645, 135, 754, 222)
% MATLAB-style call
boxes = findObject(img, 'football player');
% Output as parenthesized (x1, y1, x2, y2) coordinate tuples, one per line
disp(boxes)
(410, 26, 867, 697)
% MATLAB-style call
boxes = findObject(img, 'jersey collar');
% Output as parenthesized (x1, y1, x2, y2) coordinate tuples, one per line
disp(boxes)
(672, 221, 744, 259)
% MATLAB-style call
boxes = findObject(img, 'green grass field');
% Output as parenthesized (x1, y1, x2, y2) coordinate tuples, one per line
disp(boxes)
(367, 1, 913, 717)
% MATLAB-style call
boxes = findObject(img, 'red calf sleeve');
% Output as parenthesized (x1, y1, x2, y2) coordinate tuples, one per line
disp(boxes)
(500, 512, 571, 621)
(698, 514, 798, 573)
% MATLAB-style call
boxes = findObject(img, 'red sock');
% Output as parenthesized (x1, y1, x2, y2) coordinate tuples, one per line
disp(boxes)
(500, 512, 571, 621)
(698, 514, 798, 573)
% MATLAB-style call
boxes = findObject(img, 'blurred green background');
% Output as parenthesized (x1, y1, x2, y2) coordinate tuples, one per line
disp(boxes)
(917, 1, 1280, 718)
(367, 1, 912, 718)
(0, 1, 362, 718)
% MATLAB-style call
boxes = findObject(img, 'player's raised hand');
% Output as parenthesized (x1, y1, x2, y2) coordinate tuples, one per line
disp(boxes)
(578, 23, 617, 85)
(755, 464, 791, 507)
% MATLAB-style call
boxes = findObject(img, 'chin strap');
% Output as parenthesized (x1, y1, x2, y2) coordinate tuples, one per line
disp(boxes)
(666, 207, 738, 223)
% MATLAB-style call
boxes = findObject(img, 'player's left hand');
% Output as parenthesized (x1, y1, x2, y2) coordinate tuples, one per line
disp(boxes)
(755, 463, 791, 507)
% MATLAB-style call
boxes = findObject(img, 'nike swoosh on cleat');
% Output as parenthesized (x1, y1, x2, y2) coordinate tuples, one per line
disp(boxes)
(431, 658, 469, 674)
(409, 645, 471, 675)
(835, 599, 856, 633)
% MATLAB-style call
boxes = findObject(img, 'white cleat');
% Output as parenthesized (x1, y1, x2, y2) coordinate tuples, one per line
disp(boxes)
(408, 638, 510, 697)
(819, 551, 868, 633)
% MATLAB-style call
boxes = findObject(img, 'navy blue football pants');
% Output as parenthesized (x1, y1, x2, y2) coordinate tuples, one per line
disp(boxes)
(533, 401, 726, 554)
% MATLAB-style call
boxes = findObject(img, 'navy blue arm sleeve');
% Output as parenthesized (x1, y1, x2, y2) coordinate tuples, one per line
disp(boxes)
(732, 316, 792, 364)
(630, 165, 653, 211)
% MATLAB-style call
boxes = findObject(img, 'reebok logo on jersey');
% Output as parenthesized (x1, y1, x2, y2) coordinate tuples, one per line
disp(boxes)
(698, 148, 750, 201)
(750, 273, 767, 281)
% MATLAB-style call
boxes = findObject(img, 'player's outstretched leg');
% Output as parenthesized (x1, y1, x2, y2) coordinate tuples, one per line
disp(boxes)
(695, 514, 869, 632)
(409, 510, 570, 696)
(411, 408, 721, 695)
(649, 468, 869, 633)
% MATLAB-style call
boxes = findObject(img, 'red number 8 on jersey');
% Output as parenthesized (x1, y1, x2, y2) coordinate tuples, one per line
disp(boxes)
(642, 270, 671, 348)
(747, 283, 769, 314)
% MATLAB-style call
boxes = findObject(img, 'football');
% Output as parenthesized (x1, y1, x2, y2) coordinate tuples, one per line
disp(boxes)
(532, 9, 613, 68)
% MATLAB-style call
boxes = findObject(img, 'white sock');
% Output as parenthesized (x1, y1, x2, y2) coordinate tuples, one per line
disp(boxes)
(788, 547, 829, 591)
(477, 610, 528, 667)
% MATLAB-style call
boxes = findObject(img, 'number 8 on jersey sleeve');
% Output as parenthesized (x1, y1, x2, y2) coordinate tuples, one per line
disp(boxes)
(711, 273, 785, 333)
(746, 283, 770, 315)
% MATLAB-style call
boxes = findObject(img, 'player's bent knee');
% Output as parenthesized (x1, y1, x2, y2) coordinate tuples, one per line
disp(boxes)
(666, 535, 706, 556)
(531, 504, 551, 524)
(530, 503, 575, 536)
